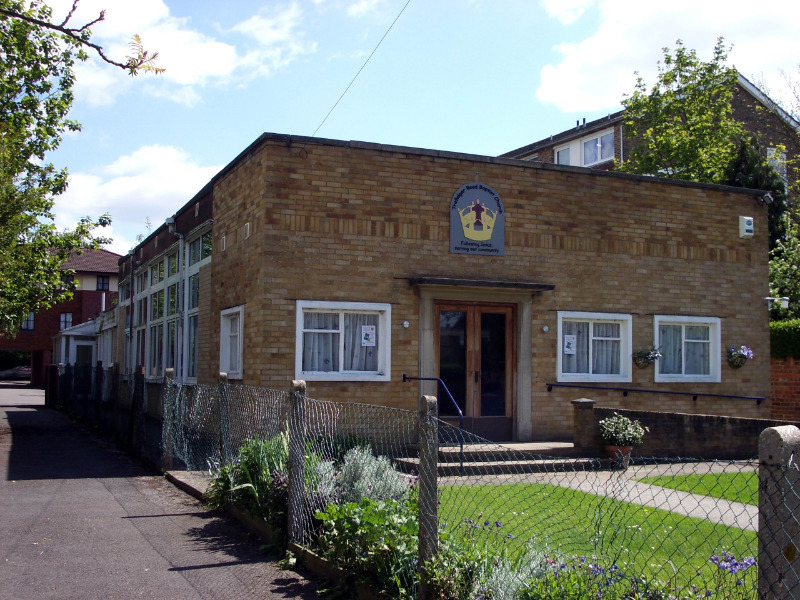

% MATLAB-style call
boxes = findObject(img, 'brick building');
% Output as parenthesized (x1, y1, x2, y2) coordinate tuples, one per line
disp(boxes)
(0, 248, 120, 387)
(116, 132, 771, 442)
(501, 74, 800, 187)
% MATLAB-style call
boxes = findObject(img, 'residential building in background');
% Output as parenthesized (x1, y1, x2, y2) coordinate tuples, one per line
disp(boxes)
(0, 248, 120, 387)
(500, 74, 800, 188)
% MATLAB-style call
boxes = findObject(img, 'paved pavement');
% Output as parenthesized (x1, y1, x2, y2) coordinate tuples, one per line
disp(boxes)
(0, 382, 321, 600)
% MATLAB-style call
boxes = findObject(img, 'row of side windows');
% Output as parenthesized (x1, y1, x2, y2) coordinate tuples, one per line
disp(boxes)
(557, 312, 722, 384)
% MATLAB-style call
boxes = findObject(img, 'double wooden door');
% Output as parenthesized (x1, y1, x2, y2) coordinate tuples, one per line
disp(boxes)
(436, 302, 513, 440)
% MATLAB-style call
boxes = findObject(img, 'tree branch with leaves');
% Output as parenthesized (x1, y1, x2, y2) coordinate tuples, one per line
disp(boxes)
(0, 0, 163, 338)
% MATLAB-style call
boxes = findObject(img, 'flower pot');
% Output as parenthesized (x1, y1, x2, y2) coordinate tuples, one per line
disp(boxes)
(727, 356, 747, 369)
(604, 445, 633, 468)
(633, 356, 653, 369)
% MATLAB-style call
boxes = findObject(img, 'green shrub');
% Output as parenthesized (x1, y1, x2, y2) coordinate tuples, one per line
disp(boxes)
(770, 319, 800, 359)
(337, 446, 412, 504)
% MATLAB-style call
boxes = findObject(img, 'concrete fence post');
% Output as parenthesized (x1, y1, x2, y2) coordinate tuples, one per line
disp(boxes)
(418, 394, 439, 600)
(218, 373, 231, 464)
(288, 380, 307, 546)
(759, 425, 800, 599)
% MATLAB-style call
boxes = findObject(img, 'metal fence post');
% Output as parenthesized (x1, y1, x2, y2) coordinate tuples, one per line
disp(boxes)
(759, 425, 800, 599)
(288, 380, 307, 546)
(218, 373, 231, 465)
(418, 394, 439, 600)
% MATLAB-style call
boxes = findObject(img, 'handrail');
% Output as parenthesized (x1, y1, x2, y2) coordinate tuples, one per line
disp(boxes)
(402, 374, 465, 476)
(545, 382, 765, 405)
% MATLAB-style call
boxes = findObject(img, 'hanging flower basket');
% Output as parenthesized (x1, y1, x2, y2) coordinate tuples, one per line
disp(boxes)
(632, 347, 662, 369)
(727, 346, 753, 369)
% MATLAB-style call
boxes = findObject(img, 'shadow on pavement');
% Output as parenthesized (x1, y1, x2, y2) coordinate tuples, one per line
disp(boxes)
(3, 406, 153, 481)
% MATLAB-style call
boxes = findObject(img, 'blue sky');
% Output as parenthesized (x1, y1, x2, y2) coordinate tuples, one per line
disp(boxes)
(46, 0, 800, 255)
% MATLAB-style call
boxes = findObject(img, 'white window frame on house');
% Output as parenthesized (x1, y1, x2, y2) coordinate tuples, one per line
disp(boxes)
(553, 127, 615, 168)
(768, 147, 788, 189)
(220, 305, 244, 380)
(59, 313, 73, 330)
(183, 228, 212, 381)
(654, 315, 721, 383)
(20, 312, 35, 331)
(295, 300, 391, 382)
(557, 311, 632, 383)
(581, 129, 614, 167)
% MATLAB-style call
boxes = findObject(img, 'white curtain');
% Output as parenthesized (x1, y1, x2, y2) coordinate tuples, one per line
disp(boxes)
(343, 313, 378, 371)
(684, 326, 710, 375)
(303, 313, 339, 372)
(659, 325, 682, 374)
(562, 321, 589, 373)
(592, 322, 620, 375)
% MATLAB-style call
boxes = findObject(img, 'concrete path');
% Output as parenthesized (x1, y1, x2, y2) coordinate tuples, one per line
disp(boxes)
(0, 382, 321, 600)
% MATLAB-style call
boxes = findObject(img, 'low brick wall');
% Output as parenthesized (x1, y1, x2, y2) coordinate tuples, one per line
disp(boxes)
(573, 398, 799, 459)
(771, 357, 800, 421)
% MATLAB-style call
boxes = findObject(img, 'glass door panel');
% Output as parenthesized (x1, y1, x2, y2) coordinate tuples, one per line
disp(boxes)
(480, 312, 507, 417)
(438, 310, 467, 417)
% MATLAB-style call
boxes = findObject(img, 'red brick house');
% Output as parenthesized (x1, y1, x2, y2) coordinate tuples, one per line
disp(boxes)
(500, 74, 800, 186)
(0, 248, 121, 387)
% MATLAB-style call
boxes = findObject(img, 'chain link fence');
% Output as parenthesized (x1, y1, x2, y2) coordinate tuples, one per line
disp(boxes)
(159, 377, 795, 600)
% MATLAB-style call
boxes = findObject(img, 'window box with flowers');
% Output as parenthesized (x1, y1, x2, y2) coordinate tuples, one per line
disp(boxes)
(727, 345, 753, 369)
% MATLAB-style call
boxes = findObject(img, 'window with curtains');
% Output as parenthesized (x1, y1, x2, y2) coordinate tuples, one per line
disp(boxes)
(557, 312, 632, 382)
(295, 301, 391, 381)
(220, 306, 244, 379)
(654, 316, 720, 383)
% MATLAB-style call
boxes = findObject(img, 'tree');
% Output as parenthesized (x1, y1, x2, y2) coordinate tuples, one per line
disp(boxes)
(0, 0, 161, 338)
(618, 38, 744, 184)
(725, 135, 788, 251)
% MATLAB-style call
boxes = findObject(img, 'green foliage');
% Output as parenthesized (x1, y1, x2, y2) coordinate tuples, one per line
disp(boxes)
(315, 496, 419, 600)
(598, 412, 648, 446)
(0, 0, 163, 337)
(770, 219, 800, 321)
(619, 37, 744, 184)
(336, 446, 412, 504)
(770, 319, 800, 358)
(725, 136, 789, 252)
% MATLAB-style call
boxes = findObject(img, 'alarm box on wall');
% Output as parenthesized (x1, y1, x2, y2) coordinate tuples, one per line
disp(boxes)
(739, 216, 754, 238)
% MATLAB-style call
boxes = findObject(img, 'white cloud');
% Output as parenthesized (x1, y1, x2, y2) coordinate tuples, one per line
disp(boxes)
(47, 0, 315, 107)
(53, 146, 221, 255)
(537, 0, 800, 113)
(347, 0, 384, 18)
(540, 0, 596, 25)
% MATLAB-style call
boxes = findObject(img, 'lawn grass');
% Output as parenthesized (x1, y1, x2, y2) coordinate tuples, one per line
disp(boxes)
(438, 482, 756, 591)
(637, 470, 759, 506)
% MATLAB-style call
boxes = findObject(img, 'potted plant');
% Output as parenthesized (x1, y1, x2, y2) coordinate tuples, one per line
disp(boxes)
(598, 412, 648, 467)
(632, 347, 662, 368)
(727, 345, 753, 369)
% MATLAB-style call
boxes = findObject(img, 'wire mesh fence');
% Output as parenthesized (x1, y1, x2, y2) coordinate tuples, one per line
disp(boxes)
(161, 378, 797, 600)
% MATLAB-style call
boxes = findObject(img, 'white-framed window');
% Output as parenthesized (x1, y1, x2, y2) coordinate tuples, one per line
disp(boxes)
(296, 300, 391, 382)
(654, 316, 721, 383)
(220, 305, 244, 379)
(20, 312, 35, 331)
(553, 128, 615, 167)
(582, 130, 614, 166)
(768, 147, 788, 188)
(557, 311, 632, 383)
(59, 313, 73, 330)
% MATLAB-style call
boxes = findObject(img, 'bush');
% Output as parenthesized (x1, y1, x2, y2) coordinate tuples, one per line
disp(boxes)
(770, 319, 800, 359)
(336, 446, 412, 504)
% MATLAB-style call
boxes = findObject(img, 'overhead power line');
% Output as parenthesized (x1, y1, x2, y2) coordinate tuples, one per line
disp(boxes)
(310, 0, 412, 139)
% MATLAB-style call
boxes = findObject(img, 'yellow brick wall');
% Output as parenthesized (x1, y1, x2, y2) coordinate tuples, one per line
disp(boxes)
(201, 137, 771, 441)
